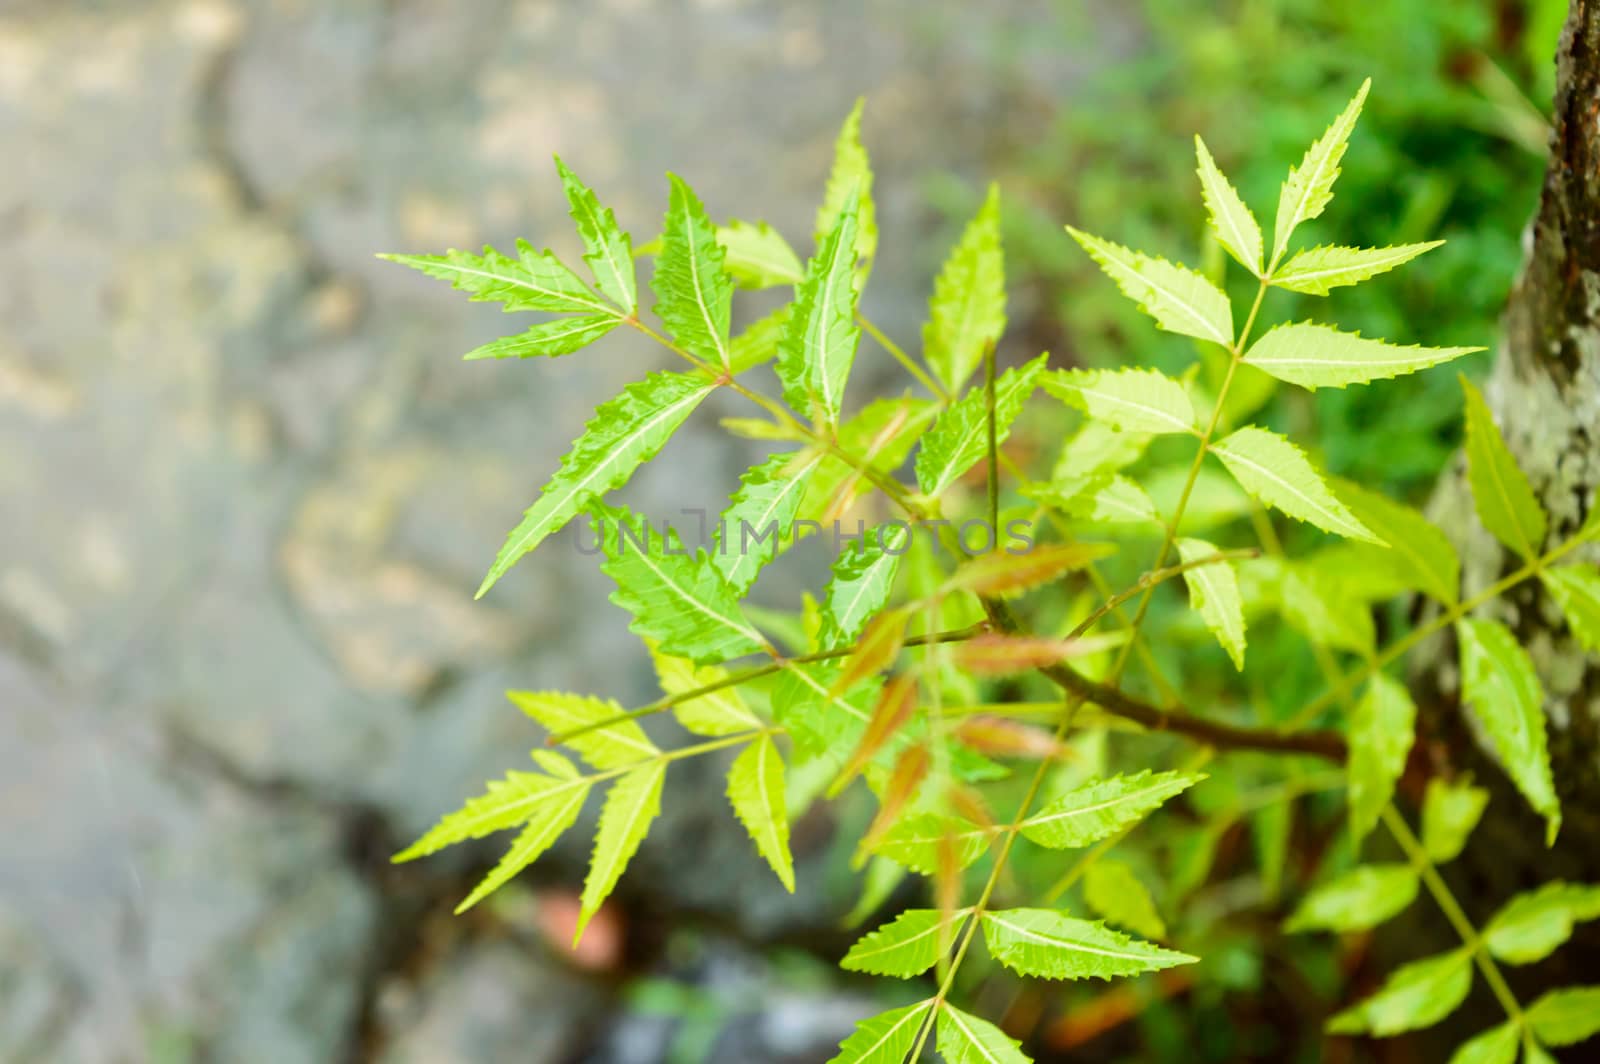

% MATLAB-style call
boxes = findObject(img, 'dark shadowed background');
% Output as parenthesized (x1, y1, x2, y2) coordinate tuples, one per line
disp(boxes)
(0, 0, 1559, 1061)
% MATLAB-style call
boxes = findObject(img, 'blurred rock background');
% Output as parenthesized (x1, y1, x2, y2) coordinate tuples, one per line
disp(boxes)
(0, 0, 1557, 1061)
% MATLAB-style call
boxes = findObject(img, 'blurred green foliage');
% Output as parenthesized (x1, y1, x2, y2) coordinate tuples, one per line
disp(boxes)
(1000, 0, 1558, 501)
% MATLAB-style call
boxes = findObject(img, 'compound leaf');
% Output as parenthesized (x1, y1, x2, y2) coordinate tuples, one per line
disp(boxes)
(382, 242, 615, 315)
(1285, 863, 1420, 934)
(815, 98, 878, 265)
(981, 908, 1197, 981)
(1272, 79, 1369, 261)
(915, 353, 1048, 497)
(825, 1000, 934, 1064)
(590, 501, 767, 664)
(924, 183, 1007, 393)
(477, 371, 714, 596)
(1526, 987, 1600, 1047)
(1211, 426, 1378, 542)
(1348, 673, 1417, 845)
(578, 760, 666, 941)
(1043, 367, 1200, 435)
(655, 174, 733, 369)
(1272, 241, 1442, 296)
(1421, 777, 1489, 864)
(841, 908, 970, 978)
(462, 314, 621, 360)
(1177, 537, 1246, 670)
(1020, 771, 1203, 850)
(1243, 322, 1479, 390)
(1540, 565, 1600, 653)
(727, 734, 795, 891)
(1456, 617, 1560, 843)
(555, 155, 636, 312)
(938, 1003, 1032, 1064)
(1067, 227, 1232, 346)
(1195, 135, 1263, 275)
(1483, 882, 1600, 965)
(776, 193, 863, 425)
(509, 690, 658, 770)
(1463, 377, 1546, 560)
(456, 781, 590, 913)
(1326, 948, 1472, 1037)
(717, 219, 804, 289)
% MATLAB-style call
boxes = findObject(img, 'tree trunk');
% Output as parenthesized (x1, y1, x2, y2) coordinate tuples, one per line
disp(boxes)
(1409, 0, 1600, 1019)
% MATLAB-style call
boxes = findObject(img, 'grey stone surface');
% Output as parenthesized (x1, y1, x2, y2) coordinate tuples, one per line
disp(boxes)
(0, 0, 1097, 1058)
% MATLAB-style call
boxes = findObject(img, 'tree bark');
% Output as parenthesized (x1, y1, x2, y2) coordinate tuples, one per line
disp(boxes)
(1408, 0, 1600, 1023)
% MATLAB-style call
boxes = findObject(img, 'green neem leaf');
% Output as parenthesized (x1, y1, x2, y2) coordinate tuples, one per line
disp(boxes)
(381, 243, 616, 315)
(1195, 135, 1263, 275)
(476, 371, 714, 597)
(771, 659, 878, 761)
(1347, 673, 1417, 845)
(841, 908, 970, 977)
(1176, 537, 1246, 670)
(645, 642, 762, 737)
(776, 192, 863, 425)
(1284, 863, 1420, 934)
(509, 690, 658, 770)
(815, 98, 878, 266)
(981, 908, 1198, 981)
(578, 761, 666, 941)
(870, 813, 994, 875)
(1462, 377, 1547, 560)
(826, 1000, 934, 1064)
(654, 174, 734, 369)
(1281, 562, 1376, 653)
(461, 314, 620, 361)
(727, 734, 795, 891)
(1327, 948, 1472, 1037)
(1271, 241, 1443, 296)
(938, 1003, 1031, 1064)
(555, 156, 637, 313)
(1446, 1023, 1519, 1064)
(456, 781, 590, 913)
(1540, 565, 1600, 653)
(1066, 227, 1233, 347)
(713, 451, 824, 595)
(716, 219, 804, 289)
(1456, 617, 1560, 843)
(820, 525, 908, 646)
(1421, 777, 1489, 864)
(1043, 367, 1200, 436)
(915, 353, 1048, 497)
(729, 303, 793, 374)
(1053, 420, 1152, 486)
(1211, 426, 1378, 542)
(1020, 771, 1204, 850)
(1526, 986, 1600, 1047)
(798, 397, 938, 525)
(1483, 882, 1600, 965)
(589, 501, 767, 665)
(1272, 78, 1370, 263)
(394, 768, 590, 862)
(1083, 860, 1168, 940)
(1243, 322, 1480, 390)
(1335, 479, 1460, 605)
(924, 183, 1007, 393)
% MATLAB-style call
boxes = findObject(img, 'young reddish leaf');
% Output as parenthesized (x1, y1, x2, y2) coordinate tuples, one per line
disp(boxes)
(955, 716, 1077, 762)
(832, 608, 912, 695)
(861, 744, 931, 854)
(832, 674, 919, 796)
(953, 633, 1122, 676)
(947, 542, 1116, 598)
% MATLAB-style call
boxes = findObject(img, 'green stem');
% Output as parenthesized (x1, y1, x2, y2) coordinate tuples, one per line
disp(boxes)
(858, 312, 950, 400)
(1381, 805, 1526, 1026)
(1280, 531, 1586, 732)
